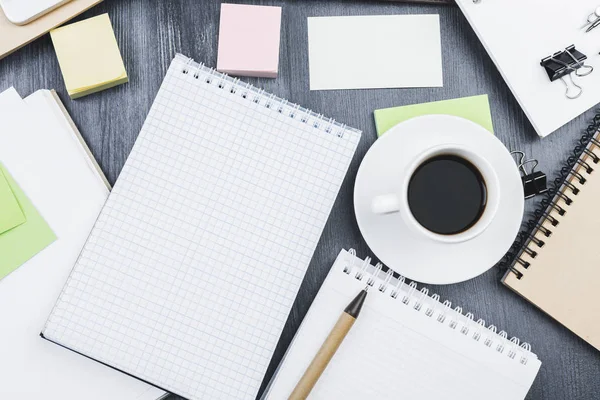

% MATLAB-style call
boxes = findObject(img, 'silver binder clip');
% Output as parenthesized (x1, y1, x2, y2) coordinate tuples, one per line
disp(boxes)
(560, 73, 583, 100)
(566, 49, 594, 77)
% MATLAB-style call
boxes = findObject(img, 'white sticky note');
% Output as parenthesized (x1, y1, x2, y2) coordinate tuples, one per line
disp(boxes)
(307, 15, 443, 90)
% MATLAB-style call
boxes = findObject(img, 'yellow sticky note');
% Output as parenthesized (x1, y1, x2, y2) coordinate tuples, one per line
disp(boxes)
(50, 13, 128, 99)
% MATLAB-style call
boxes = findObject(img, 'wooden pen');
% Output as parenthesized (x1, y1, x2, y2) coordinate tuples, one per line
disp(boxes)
(288, 288, 368, 400)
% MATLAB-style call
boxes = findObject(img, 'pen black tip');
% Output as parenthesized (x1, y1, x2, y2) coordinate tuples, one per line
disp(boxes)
(344, 288, 368, 318)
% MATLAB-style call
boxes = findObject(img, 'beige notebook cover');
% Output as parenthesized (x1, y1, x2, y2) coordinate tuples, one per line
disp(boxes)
(0, 0, 102, 60)
(503, 136, 600, 351)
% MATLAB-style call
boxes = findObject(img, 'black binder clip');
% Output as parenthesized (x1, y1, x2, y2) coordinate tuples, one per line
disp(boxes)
(511, 151, 548, 199)
(540, 45, 594, 99)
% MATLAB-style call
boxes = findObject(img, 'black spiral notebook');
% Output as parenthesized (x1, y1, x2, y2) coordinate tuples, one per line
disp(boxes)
(501, 112, 600, 350)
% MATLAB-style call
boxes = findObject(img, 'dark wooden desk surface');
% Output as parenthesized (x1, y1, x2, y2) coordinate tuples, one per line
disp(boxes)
(1, 1, 599, 399)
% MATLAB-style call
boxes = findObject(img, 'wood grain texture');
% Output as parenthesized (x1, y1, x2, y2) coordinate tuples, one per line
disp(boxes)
(1, 1, 599, 399)
(289, 313, 356, 400)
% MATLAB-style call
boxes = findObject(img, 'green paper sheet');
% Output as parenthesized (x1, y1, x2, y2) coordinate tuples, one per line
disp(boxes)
(374, 95, 494, 136)
(0, 167, 26, 234)
(0, 163, 56, 280)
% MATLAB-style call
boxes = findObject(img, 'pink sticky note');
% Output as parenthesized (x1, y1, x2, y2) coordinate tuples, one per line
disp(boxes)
(217, 3, 282, 78)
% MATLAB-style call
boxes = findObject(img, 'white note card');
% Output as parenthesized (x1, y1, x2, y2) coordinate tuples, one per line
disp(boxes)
(307, 15, 443, 90)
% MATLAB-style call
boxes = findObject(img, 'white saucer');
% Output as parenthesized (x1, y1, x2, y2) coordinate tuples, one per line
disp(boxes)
(354, 115, 524, 284)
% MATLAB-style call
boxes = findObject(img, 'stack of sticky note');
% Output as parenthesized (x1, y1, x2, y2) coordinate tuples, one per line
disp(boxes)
(217, 3, 282, 78)
(0, 163, 55, 281)
(50, 13, 127, 99)
(374, 95, 495, 136)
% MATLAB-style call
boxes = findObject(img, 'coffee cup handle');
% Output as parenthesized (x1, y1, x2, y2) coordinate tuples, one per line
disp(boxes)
(371, 194, 401, 215)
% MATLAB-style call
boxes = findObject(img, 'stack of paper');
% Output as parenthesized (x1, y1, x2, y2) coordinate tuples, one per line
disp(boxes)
(373, 95, 494, 136)
(50, 13, 128, 99)
(217, 3, 282, 78)
(0, 88, 165, 400)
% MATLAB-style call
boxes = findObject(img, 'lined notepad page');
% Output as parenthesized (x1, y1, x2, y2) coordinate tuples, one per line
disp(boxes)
(43, 54, 361, 400)
(265, 250, 541, 400)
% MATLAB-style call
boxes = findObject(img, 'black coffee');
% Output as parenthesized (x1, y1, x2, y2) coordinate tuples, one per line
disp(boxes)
(407, 155, 487, 235)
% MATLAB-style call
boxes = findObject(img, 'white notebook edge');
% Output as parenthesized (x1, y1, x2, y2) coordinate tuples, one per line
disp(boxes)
(262, 248, 541, 399)
(174, 53, 362, 138)
(454, 1, 600, 138)
(453, 2, 545, 137)
(46, 90, 112, 190)
(26, 91, 164, 400)
(37, 91, 168, 400)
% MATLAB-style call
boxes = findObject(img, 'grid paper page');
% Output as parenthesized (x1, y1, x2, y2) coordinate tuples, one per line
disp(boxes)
(43, 54, 361, 400)
(264, 250, 541, 400)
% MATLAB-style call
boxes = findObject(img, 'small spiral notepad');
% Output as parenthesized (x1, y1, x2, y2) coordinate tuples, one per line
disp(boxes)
(502, 111, 600, 351)
(264, 249, 541, 400)
(42, 54, 361, 400)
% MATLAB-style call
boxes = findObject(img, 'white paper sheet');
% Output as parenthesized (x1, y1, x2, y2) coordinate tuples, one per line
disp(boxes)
(455, 0, 600, 137)
(307, 15, 443, 90)
(0, 88, 165, 400)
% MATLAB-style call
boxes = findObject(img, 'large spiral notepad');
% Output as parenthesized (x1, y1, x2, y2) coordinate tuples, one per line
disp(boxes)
(42, 54, 361, 400)
(264, 249, 541, 400)
(502, 113, 600, 351)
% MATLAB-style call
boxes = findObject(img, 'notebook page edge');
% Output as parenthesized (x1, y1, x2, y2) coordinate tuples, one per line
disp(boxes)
(48, 89, 111, 190)
(39, 53, 183, 338)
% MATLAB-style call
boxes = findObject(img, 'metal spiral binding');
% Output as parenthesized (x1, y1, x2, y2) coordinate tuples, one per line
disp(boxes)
(176, 54, 355, 139)
(501, 113, 600, 280)
(342, 249, 533, 365)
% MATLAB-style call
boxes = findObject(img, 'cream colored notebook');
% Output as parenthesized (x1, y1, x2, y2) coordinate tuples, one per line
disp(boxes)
(0, 0, 102, 60)
(502, 123, 600, 350)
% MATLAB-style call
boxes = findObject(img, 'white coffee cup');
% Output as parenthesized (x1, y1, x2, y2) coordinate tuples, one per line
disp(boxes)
(371, 144, 501, 244)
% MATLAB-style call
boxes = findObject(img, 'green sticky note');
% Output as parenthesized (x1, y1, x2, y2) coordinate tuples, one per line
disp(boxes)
(374, 95, 494, 136)
(0, 163, 56, 280)
(0, 168, 26, 234)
